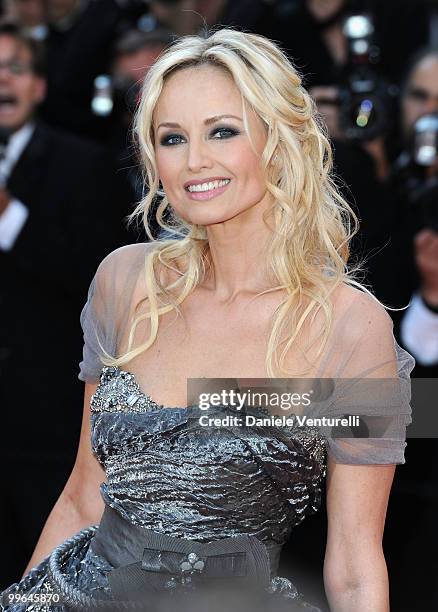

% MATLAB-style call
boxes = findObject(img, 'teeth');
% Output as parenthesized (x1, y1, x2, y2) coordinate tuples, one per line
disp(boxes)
(187, 179, 230, 192)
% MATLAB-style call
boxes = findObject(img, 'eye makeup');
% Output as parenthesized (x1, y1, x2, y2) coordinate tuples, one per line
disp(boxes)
(159, 126, 241, 147)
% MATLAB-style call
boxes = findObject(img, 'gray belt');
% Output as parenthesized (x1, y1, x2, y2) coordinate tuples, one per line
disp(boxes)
(92, 505, 282, 602)
(47, 504, 283, 611)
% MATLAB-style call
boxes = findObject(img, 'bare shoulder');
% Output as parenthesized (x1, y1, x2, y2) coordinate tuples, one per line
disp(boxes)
(84, 243, 161, 315)
(93, 242, 159, 288)
(330, 281, 393, 338)
(99, 240, 185, 308)
(98, 242, 158, 271)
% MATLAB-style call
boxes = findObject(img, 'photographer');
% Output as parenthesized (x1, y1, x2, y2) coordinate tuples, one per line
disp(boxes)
(393, 49, 438, 372)
(109, 27, 174, 239)
(380, 47, 438, 612)
(110, 27, 173, 152)
(280, 2, 432, 312)
(312, 43, 438, 374)
(276, 0, 430, 88)
(401, 228, 438, 367)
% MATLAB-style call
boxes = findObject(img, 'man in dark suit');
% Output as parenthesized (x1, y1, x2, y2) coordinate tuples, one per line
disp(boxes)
(0, 24, 135, 588)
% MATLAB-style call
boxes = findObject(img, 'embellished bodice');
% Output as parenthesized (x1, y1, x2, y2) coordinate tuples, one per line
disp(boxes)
(90, 367, 327, 548)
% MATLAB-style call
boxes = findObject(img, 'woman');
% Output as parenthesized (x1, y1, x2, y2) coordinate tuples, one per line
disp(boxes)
(1, 28, 414, 612)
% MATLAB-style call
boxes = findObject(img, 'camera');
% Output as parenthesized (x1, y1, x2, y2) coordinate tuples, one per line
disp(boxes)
(338, 13, 394, 142)
(413, 114, 438, 167)
(394, 113, 438, 232)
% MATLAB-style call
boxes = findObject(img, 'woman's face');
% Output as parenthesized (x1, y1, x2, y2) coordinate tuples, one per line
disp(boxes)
(153, 65, 272, 227)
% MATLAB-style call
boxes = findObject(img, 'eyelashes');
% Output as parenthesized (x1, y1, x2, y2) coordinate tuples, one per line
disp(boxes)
(159, 127, 241, 147)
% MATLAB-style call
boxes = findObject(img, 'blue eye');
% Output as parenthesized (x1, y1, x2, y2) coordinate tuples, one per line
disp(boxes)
(211, 127, 240, 139)
(160, 134, 185, 146)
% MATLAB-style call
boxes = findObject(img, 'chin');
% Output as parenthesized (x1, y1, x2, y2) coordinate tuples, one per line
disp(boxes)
(0, 116, 25, 132)
(180, 208, 244, 228)
(171, 201, 230, 225)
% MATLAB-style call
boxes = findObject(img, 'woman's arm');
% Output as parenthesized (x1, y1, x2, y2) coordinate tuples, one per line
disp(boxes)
(323, 454, 395, 611)
(21, 382, 105, 577)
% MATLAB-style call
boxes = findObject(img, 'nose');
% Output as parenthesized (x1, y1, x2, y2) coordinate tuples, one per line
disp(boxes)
(187, 138, 213, 173)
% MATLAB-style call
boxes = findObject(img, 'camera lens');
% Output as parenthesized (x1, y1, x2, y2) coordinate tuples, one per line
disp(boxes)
(413, 114, 438, 166)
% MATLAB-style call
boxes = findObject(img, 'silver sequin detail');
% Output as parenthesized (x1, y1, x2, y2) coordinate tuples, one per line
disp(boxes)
(90, 366, 165, 414)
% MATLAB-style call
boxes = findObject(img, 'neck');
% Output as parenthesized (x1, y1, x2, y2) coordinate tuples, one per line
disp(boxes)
(201, 193, 277, 303)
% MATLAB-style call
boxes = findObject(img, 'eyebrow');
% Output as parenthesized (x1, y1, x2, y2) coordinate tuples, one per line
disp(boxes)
(157, 114, 243, 130)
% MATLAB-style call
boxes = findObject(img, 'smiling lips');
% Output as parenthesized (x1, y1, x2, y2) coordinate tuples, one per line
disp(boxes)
(184, 177, 231, 201)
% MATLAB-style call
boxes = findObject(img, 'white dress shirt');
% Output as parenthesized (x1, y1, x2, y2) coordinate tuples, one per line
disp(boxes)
(0, 122, 35, 251)
(401, 292, 438, 366)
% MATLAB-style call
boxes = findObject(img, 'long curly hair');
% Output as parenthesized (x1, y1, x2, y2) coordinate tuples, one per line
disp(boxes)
(102, 27, 378, 377)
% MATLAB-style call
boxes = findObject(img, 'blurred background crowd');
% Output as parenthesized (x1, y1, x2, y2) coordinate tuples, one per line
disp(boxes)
(0, 1, 437, 610)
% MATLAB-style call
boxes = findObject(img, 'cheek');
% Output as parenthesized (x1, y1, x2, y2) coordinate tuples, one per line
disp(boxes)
(229, 143, 265, 181)
(155, 150, 181, 189)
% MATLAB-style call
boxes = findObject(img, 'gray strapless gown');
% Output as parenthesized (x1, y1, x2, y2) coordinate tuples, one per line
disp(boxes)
(1, 366, 327, 612)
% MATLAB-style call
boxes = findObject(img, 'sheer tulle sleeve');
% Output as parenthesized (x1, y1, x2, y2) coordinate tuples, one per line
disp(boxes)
(312, 288, 416, 465)
(78, 243, 153, 383)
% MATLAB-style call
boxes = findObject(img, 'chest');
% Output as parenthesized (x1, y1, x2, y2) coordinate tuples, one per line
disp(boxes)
(119, 290, 325, 408)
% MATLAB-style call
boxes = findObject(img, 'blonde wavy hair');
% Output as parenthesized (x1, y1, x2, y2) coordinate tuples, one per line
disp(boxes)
(103, 27, 380, 377)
